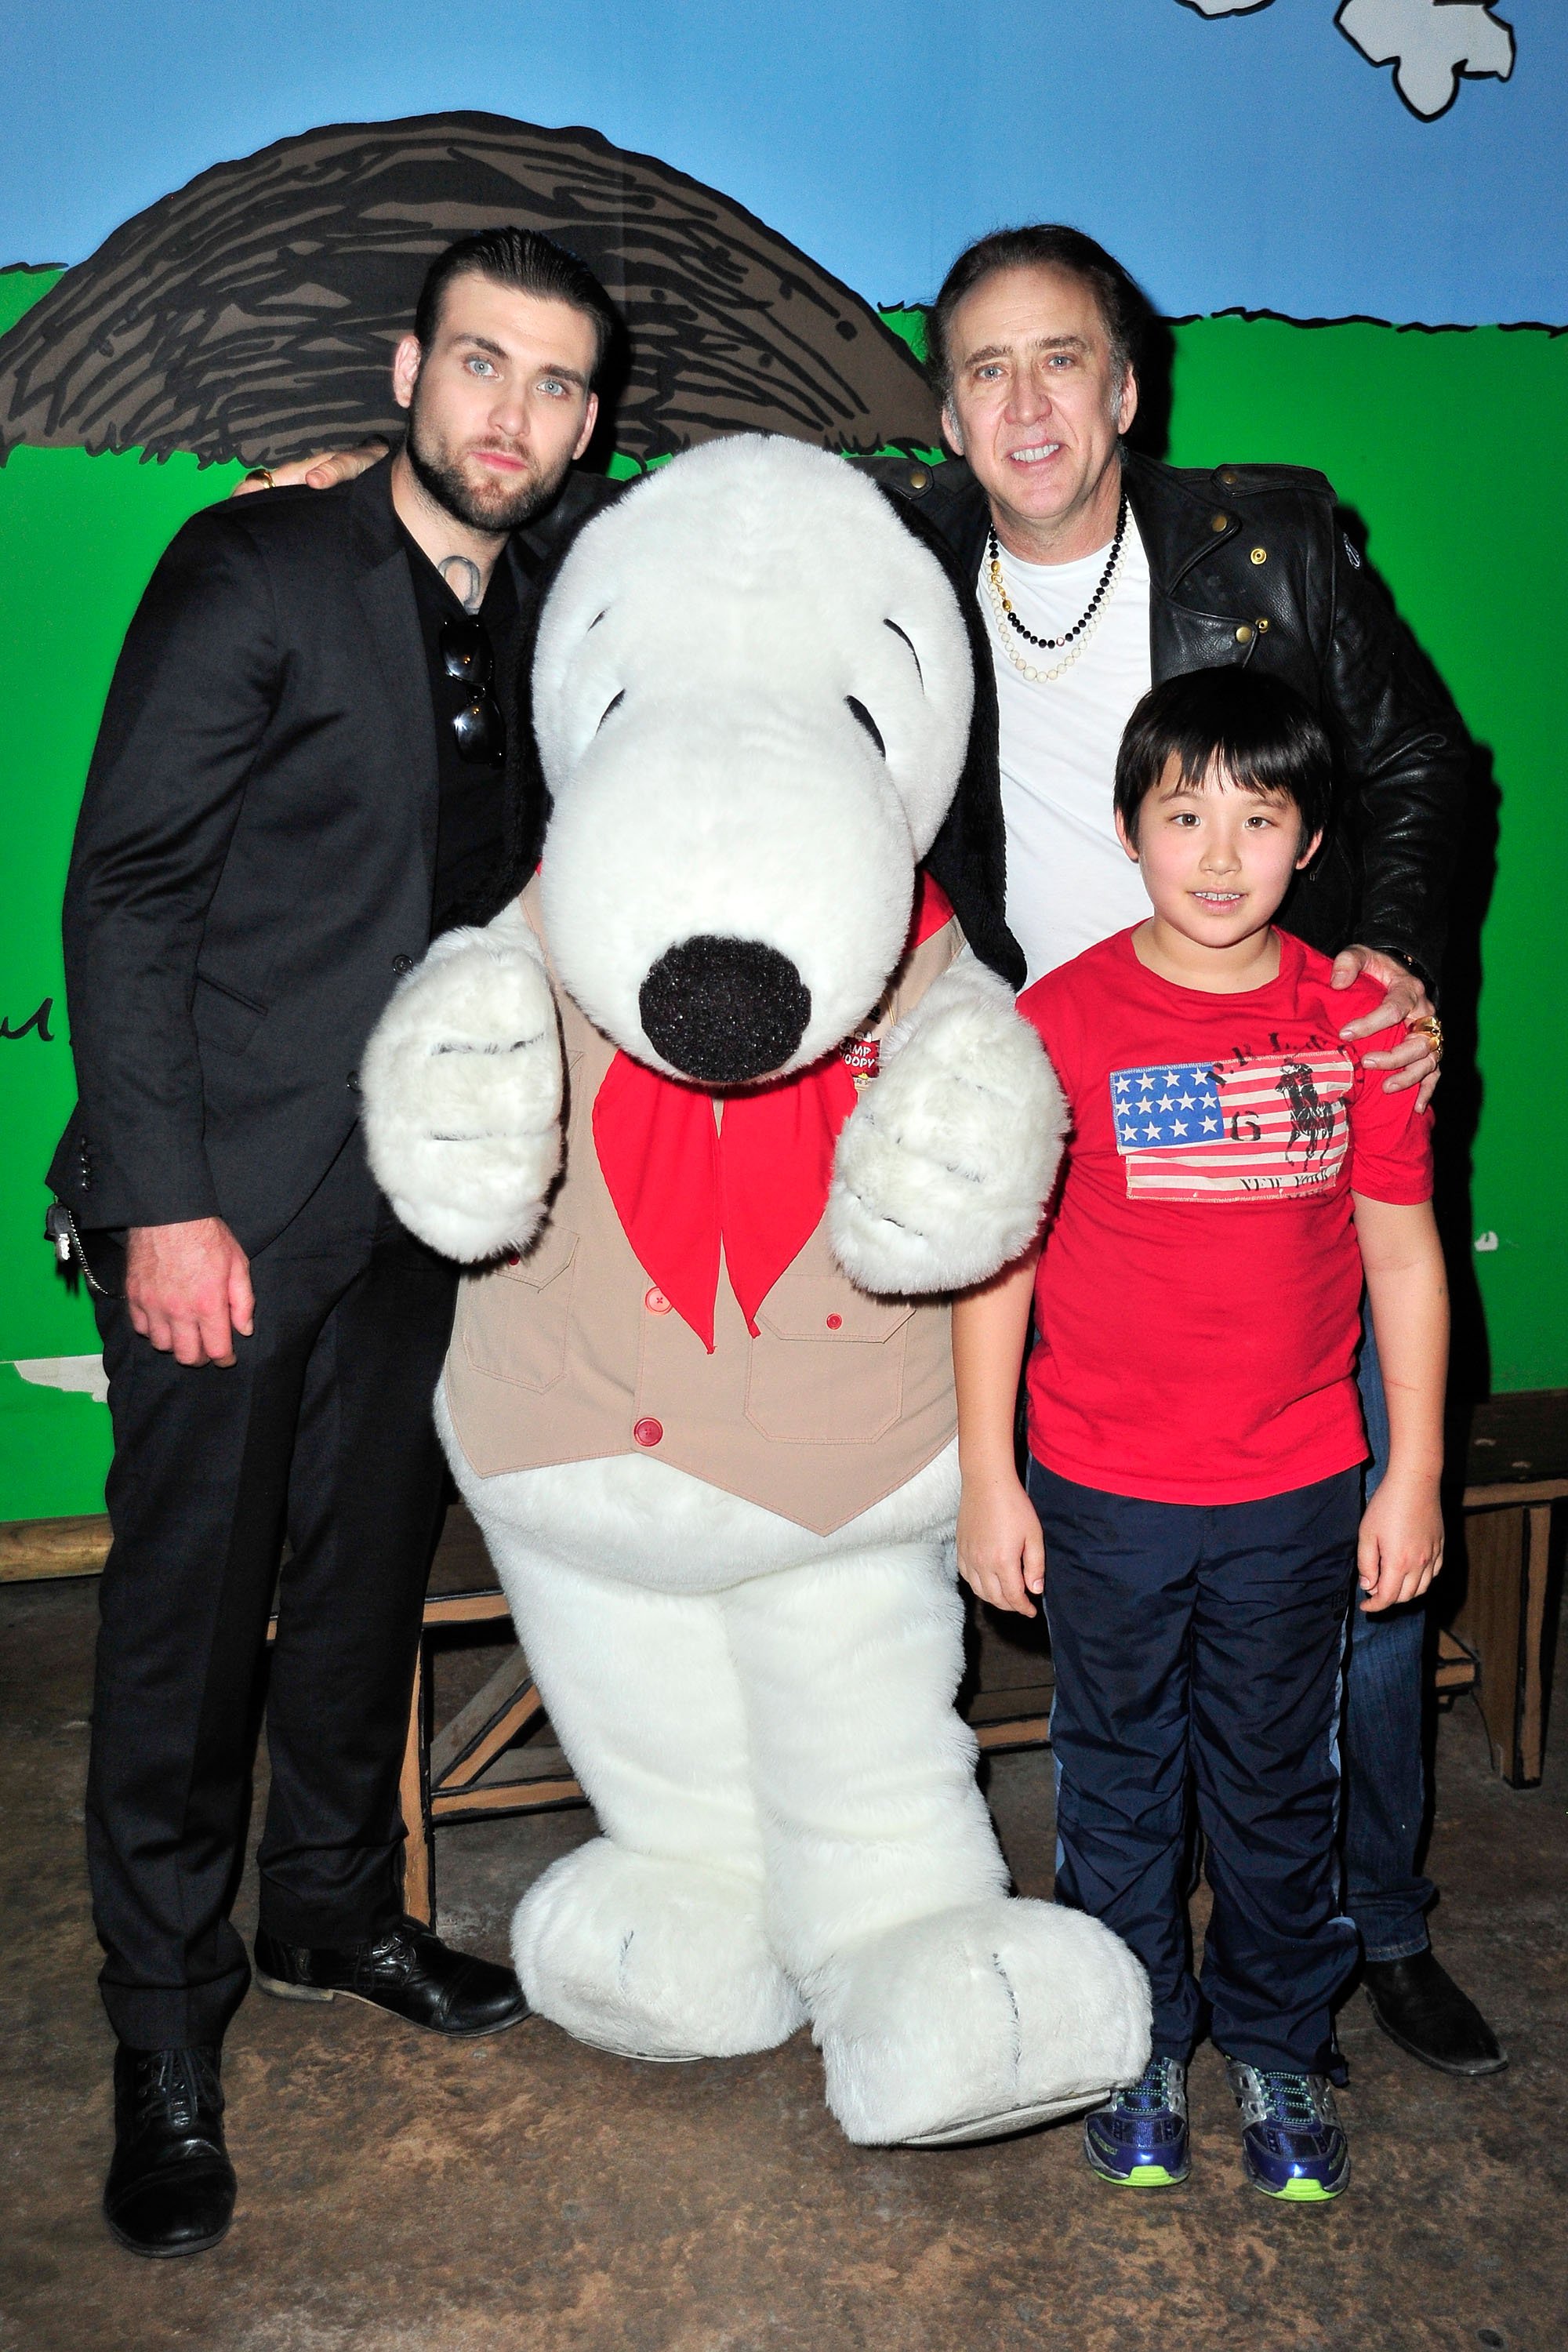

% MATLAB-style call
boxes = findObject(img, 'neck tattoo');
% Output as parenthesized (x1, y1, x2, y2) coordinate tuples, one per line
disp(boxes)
(438, 554, 484, 614)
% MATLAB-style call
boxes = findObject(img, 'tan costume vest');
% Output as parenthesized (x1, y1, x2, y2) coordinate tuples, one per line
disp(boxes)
(443, 881, 961, 1535)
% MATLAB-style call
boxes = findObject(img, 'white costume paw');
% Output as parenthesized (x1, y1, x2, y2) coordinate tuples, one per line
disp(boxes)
(361, 906, 564, 1261)
(812, 1896, 1151, 2147)
(514, 1838, 808, 2060)
(829, 960, 1066, 1295)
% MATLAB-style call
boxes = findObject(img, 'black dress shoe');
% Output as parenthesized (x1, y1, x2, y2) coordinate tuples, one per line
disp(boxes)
(1364, 1950, 1508, 2077)
(103, 2044, 236, 2259)
(253, 1916, 530, 2038)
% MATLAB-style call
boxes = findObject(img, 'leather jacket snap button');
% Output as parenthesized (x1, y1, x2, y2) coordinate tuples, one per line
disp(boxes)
(1210, 513, 1231, 533)
(391, 953, 415, 975)
(633, 1417, 663, 1448)
(1235, 625, 1254, 645)
(1250, 546, 1268, 565)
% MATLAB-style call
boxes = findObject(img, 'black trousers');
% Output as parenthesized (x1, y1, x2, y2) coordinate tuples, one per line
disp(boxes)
(1028, 1460, 1360, 2077)
(85, 1136, 458, 2049)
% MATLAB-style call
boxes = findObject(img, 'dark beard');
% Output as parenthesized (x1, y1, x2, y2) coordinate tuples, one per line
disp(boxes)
(405, 401, 566, 536)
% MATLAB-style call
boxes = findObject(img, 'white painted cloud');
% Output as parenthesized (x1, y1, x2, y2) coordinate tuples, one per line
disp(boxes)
(1337, 0, 1515, 119)
(1178, 0, 1515, 122)
(9, 1355, 111, 1404)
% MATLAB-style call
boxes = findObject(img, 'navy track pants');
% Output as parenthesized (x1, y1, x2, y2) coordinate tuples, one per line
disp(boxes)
(1027, 1461, 1360, 2075)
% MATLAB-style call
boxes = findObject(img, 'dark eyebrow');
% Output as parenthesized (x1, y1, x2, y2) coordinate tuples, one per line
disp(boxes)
(452, 333, 587, 387)
(962, 332, 1088, 368)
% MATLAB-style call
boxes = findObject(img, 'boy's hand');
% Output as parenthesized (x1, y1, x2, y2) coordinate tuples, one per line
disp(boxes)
(956, 1468, 1046, 1618)
(1357, 1472, 1445, 1612)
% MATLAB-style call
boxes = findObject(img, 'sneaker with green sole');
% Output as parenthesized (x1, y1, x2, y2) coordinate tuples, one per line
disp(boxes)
(1224, 2059, 1349, 2201)
(1083, 2056, 1190, 2187)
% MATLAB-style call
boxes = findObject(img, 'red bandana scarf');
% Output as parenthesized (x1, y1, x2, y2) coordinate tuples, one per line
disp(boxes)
(592, 874, 953, 1351)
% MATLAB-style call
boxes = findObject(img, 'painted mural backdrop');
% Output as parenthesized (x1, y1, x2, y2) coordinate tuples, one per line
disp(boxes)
(0, 1, 1562, 1523)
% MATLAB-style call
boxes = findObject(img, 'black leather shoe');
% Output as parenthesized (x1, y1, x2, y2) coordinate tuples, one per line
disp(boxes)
(253, 1916, 529, 2038)
(1364, 1950, 1508, 2077)
(103, 2044, 236, 2259)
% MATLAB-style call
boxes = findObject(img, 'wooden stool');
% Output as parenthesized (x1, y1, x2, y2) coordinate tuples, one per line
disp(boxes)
(1451, 1389, 1568, 1787)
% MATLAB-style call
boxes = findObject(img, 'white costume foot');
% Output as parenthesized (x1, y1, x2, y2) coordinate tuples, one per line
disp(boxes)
(812, 1896, 1152, 2147)
(514, 1838, 806, 2060)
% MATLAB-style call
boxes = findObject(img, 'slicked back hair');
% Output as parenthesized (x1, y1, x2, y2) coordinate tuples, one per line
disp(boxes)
(412, 227, 619, 384)
(1114, 668, 1334, 851)
(927, 224, 1153, 411)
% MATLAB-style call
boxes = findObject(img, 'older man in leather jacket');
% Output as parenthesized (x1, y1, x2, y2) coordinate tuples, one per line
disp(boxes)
(862, 224, 1501, 2085)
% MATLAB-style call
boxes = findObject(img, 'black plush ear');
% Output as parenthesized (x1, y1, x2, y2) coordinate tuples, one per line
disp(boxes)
(876, 486, 1026, 989)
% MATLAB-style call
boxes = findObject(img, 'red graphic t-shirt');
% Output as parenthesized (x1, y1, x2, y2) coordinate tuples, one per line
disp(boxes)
(1017, 927, 1434, 1505)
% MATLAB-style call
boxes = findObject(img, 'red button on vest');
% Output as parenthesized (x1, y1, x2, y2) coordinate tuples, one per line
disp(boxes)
(644, 1287, 671, 1314)
(825, 1313, 843, 1330)
(633, 1417, 664, 1449)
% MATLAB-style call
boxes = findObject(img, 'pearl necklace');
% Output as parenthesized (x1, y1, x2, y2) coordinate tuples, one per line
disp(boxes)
(982, 503, 1130, 684)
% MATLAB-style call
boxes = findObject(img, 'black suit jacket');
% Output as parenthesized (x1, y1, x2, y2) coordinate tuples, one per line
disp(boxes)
(857, 447, 1470, 991)
(49, 456, 600, 1252)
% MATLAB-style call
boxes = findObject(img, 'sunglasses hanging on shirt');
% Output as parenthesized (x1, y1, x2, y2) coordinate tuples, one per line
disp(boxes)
(438, 615, 506, 764)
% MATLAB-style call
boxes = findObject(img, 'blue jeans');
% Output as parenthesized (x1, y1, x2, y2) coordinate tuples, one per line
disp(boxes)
(1030, 1460, 1360, 2074)
(1342, 1315, 1434, 1962)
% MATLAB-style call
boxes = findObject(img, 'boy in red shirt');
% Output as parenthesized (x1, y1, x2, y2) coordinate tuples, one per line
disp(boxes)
(954, 668, 1446, 2201)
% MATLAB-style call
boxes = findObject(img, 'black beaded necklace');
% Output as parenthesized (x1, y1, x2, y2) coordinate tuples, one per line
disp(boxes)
(987, 492, 1130, 652)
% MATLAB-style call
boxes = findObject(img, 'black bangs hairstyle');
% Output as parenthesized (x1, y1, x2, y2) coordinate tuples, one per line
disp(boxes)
(413, 227, 619, 385)
(1114, 668, 1334, 851)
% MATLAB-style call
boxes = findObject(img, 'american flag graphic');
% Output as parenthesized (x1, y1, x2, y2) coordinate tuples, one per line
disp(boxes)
(1110, 1048, 1354, 1201)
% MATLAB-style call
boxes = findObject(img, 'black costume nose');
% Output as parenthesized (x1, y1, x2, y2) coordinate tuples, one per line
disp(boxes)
(639, 935, 811, 1085)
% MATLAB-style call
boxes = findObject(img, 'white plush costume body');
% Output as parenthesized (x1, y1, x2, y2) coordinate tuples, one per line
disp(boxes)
(364, 437, 1149, 2145)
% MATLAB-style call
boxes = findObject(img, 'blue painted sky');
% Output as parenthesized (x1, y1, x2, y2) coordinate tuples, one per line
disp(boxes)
(4, 0, 1562, 324)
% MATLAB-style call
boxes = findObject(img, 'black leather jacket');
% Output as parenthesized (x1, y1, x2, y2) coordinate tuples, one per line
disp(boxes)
(860, 446, 1469, 993)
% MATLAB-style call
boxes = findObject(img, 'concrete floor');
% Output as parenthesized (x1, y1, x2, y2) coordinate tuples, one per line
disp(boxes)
(2, 1575, 1563, 2352)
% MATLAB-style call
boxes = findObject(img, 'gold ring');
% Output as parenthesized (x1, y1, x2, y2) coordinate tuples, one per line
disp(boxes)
(243, 466, 275, 489)
(1410, 1014, 1443, 1061)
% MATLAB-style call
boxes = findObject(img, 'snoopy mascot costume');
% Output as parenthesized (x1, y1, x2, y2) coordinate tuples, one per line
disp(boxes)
(362, 434, 1149, 2147)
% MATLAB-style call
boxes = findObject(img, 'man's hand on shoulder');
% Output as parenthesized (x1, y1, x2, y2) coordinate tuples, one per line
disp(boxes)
(230, 441, 389, 497)
(125, 1219, 255, 1367)
(1330, 944, 1441, 1111)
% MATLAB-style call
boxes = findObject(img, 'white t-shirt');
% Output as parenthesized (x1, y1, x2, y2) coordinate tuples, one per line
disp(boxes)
(981, 511, 1154, 985)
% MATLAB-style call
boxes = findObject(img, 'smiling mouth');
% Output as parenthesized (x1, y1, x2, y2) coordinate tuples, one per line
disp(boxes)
(1008, 442, 1062, 466)
(1192, 891, 1243, 907)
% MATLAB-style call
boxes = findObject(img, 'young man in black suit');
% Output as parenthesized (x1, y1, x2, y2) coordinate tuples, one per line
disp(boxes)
(49, 228, 617, 2260)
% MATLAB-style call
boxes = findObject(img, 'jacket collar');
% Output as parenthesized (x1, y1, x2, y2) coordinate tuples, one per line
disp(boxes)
(931, 446, 1251, 647)
(1120, 445, 1246, 601)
